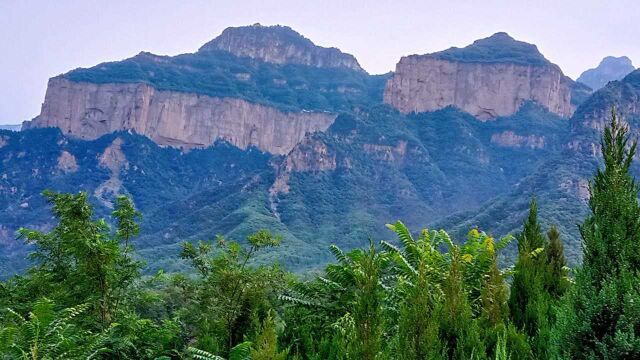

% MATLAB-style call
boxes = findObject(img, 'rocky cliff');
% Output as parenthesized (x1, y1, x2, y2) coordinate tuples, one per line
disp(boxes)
(384, 33, 575, 119)
(199, 24, 365, 72)
(25, 77, 336, 154)
(568, 69, 640, 155)
(577, 56, 635, 91)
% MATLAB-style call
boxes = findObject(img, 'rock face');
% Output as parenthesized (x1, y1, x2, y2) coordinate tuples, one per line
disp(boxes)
(569, 69, 640, 154)
(56, 151, 78, 173)
(270, 136, 337, 195)
(384, 33, 575, 120)
(26, 78, 337, 155)
(199, 23, 365, 72)
(491, 131, 545, 149)
(577, 56, 635, 91)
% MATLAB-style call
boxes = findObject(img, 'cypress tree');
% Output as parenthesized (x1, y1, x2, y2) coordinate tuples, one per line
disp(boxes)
(544, 226, 568, 298)
(508, 199, 547, 337)
(553, 109, 640, 358)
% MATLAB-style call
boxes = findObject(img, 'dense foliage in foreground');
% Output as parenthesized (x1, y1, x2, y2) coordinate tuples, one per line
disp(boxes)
(1, 112, 639, 358)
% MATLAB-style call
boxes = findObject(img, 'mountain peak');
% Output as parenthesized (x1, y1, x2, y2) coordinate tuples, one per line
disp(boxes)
(430, 32, 550, 66)
(577, 55, 636, 90)
(198, 24, 364, 72)
(484, 31, 515, 41)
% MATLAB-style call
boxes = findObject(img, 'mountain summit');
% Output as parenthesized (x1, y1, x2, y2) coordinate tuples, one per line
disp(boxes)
(199, 23, 365, 72)
(433, 32, 551, 66)
(577, 56, 635, 91)
(384, 32, 575, 119)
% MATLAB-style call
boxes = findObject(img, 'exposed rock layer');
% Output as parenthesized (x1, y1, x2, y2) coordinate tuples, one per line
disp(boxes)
(26, 78, 337, 155)
(270, 136, 336, 195)
(384, 57, 574, 119)
(384, 33, 575, 119)
(199, 24, 364, 72)
(491, 131, 545, 149)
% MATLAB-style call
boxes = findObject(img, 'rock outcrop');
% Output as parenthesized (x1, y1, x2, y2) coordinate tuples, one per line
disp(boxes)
(568, 69, 640, 154)
(270, 136, 337, 195)
(95, 137, 128, 207)
(56, 151, 78, 173)
(490, 131, 545, 149)
(199, 23, 365, 72)
(363, 141, 407, 164)
(384, 32, 575, 119)
(577, 56, 635, 91)
(26, 77, 337, 155)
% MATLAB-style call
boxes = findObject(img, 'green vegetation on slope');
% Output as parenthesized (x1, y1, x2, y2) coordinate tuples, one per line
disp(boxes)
(1, 110, 638, 359)
(63, 50, 387, 113)
(431, 32, 551, 66)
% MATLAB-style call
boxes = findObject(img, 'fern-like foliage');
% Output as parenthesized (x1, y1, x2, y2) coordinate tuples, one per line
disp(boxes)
(0, 299, 110, 359)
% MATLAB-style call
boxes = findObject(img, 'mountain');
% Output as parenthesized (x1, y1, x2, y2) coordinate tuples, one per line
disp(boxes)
(384, 32, 579, 119)
(23, 24, 385, 154)
(577, 56, 635, 91)
(1, 25, 630, 277)
(199, 23, 364, 72)
(440, 69, 640, 264)
(0, 124, 20, 131)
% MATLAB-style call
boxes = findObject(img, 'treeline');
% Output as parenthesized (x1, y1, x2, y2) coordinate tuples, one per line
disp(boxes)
(1, 112, 639, 359)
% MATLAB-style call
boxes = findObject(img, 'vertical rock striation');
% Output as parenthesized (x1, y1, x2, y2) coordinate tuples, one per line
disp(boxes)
(384, 32, 575, 119)
(199, 23, 365, 72)
(26, 77, 337, 155)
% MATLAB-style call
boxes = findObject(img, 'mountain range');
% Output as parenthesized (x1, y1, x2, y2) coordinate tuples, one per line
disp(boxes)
(2, 24, 639, 277)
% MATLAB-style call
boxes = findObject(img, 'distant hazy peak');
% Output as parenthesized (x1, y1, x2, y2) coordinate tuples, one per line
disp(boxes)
(199, 23, 365, 72)
(0, 124, 21, 131)
(420, 32, 552, 67)
(577, 56, 636, 91)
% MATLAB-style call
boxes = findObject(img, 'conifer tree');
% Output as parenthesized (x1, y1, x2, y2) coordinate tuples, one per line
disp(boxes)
(251, 311, 288, 360)
(437, 248, 485, 359)
(544, 226, 568, 298)
(553, 109, 640, 358)
(508, 199, 547, 337)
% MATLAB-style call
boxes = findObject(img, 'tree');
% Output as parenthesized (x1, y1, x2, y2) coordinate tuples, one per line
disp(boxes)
(17, 191, 142, 328)
(544, 226, 569, 299)
(507, 198, 573, 357)
(251, 311, 288, 360)
(180, 230, 285, 356)
(382, 222, 450, 359)
(508, 199, 547, 337)
(436, 247, 486, 359)
(553, 109, 640, 358)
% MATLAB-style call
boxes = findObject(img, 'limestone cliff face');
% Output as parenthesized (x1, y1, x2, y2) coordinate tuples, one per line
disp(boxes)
(26, 78, 337, 155)
(199, 24, 364, 72)
(384, 33, 574, 120)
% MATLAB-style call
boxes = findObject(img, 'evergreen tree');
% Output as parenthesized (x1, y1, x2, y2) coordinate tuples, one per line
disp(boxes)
(436, 248, 486, 359)
(553, 109, 640, 358)
(251, 311, 288, 360)
(544, 226, 569, 299)
(508, 199, 547, 337)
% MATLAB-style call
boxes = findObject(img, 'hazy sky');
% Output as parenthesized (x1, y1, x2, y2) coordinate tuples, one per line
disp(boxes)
(1, 0, 639, 124)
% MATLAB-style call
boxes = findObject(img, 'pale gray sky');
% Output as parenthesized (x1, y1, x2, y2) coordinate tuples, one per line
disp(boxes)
(1, 0, 639, 124)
